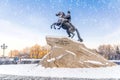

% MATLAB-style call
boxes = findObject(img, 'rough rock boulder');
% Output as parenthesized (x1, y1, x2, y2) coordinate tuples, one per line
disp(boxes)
(40, 36, 116, 68)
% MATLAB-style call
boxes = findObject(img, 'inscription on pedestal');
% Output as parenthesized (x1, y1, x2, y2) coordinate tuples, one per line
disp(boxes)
(55, 39, 70, 46)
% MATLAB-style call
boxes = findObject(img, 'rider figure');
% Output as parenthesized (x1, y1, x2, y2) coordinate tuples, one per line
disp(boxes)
(63, 11, 71, 22)
(60, 11, 75, 31)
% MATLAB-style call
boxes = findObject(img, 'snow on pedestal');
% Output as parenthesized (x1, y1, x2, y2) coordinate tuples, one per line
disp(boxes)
(40, 36, 116, 68)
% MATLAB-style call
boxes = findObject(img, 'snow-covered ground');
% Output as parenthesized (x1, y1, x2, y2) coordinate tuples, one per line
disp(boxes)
(0, 64, 120, 79)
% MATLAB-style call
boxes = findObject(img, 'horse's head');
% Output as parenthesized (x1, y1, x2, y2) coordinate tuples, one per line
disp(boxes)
(56, 11, 65, 17)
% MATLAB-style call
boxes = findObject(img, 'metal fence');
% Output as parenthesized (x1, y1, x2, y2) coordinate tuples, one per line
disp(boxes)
(0, 58, 40, 65)
(0, 74, 119, 80)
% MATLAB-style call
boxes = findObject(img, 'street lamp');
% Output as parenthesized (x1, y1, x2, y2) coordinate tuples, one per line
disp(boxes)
(1, 43, 7, 58)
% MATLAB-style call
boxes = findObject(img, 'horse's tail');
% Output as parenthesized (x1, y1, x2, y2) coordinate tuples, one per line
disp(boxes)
(75, 28, 83, 42)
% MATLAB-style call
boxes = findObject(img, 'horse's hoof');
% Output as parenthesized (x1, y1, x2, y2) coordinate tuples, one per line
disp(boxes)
(68, 35, 71, 37)
(80, 39, 83, 42)
(71, 34, 75, 38)
(78, 39, 83, 42)
(71, 36, 74, 38)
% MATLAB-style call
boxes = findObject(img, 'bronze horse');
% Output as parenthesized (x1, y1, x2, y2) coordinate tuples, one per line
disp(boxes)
(51, 12, 83, 42)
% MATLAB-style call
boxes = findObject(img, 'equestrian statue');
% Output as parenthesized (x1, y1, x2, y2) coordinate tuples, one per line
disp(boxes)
(51, 11, 83, 42)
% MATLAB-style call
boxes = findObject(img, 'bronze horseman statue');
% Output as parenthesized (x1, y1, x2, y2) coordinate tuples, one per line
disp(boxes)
(51, 11, 83, 42)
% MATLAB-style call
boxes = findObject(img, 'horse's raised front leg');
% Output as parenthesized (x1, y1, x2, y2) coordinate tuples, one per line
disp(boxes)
(57, 25, 62, 30)
(51, 23, 56, 29)
(50, 24, 53, 29)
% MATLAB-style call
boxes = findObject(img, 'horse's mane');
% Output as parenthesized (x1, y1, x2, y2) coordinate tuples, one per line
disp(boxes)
(61, 12, 65, 17)
(57, 11, 65, 17)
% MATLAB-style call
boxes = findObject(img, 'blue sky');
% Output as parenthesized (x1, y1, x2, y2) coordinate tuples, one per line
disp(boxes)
(0, 0, 120, 56)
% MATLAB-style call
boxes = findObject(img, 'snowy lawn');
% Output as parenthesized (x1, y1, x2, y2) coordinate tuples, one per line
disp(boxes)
(0, 64, 120, 78)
